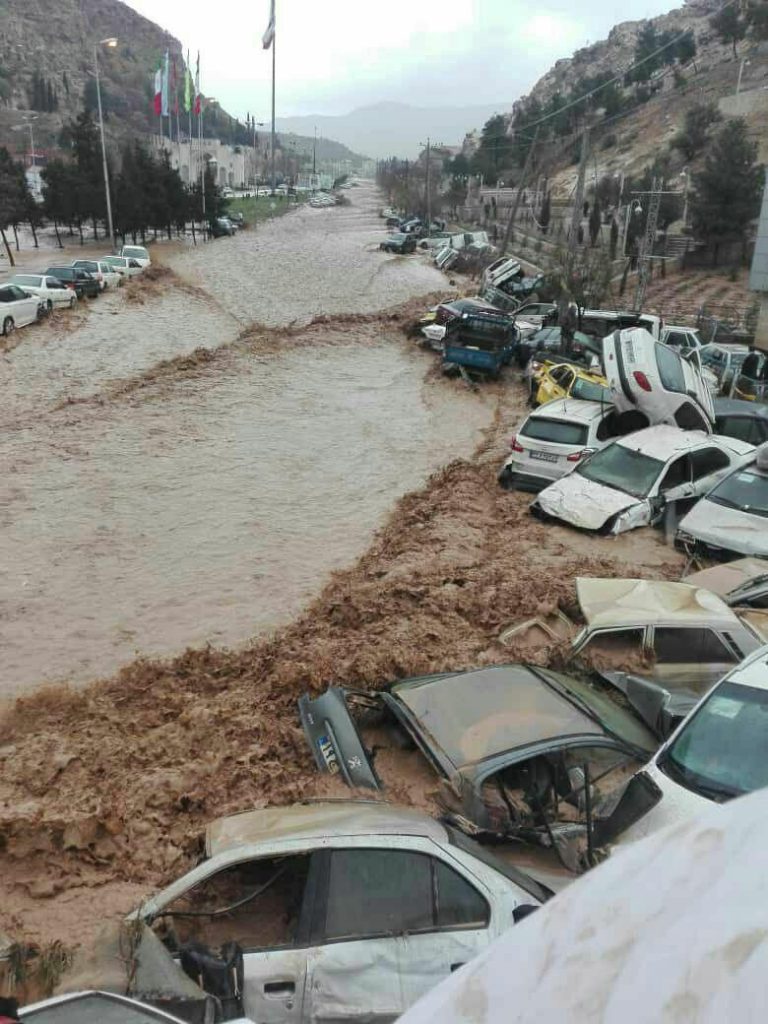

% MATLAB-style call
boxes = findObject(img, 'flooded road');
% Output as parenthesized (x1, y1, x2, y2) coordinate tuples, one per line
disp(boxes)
(0, 186, 493, 696)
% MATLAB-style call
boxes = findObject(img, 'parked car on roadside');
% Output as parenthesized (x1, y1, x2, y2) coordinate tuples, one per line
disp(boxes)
(380, 232, 417, 254)
(603, 328, 715, 433)
(7, 273, 77, 311)
(119, 244, 151, 268)
(211, 217, 236, 238)
(699, 343, 749, 394)
(300, 666, 658, 868)
(71, 258, 122, 290)
(102, 254, 143, 278)
(531, 425, 755, 535)
(134, 801, 551, 1023)
(675, 443, 768, 559)
(606, 643, 768, 847)
(45, 266, 100, 299)
(0, 283, 43, 335)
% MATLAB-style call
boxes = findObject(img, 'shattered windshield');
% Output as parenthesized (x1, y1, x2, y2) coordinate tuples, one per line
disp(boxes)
(707, 468, 768, 518)
(571, 378, 611, 403)
(577, 443, 664, 498)
(660, 681, 768, 799)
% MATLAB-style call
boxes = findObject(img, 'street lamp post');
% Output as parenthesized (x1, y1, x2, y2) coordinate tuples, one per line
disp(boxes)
(94, 36, 118, 250)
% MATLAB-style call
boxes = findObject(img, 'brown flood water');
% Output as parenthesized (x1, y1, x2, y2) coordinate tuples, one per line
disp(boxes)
(0, 185, 495, 696)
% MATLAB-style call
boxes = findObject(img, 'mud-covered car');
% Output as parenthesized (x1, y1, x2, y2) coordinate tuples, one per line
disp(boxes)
(135, 801, 550, 1022)
(530, 425, 754, 535)
(299, 665, 658, 868)
(500, 577, 768, 737)
(682, 557, 768, 609)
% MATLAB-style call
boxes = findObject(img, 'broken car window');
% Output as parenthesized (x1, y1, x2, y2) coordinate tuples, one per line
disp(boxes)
(577, 445, 664, 498)
(580, 629, 647, 673)
(154, 854, 310, 952)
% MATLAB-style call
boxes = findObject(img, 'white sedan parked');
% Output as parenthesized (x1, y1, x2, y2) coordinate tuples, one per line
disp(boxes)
(0, 283, 42, 335)
(8, 273, 77, 310)
(101, 254, 144, 278)
(531, 425, 755, 534)
(134, 801, 549, 1023)
(72, 259, 122, 290)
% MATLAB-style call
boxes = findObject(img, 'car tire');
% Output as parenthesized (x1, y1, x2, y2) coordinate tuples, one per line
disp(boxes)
(69, 295, 77, 308)
(46, 299, 53, 312)
(2, 316, 14, 337)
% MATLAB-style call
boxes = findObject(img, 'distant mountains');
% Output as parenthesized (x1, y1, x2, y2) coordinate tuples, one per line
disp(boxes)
(275, 102, 512, 160)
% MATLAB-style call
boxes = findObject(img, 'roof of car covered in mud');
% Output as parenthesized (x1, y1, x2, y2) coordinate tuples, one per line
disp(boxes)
(205, 800, 448, 856)
(683, 558, 768, 598)
(576, 577, 740, 630)
(389, 665, 614, 771)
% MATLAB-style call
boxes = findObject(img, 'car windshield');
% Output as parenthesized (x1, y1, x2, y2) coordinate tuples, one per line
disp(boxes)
(577, 443, 665, 498)
(655, 343, 686, 393)
(707, 468, 768, 518)
(659, 681, 768, 799)
(571, 378, 611, 403)
(520, 417, 588, 446)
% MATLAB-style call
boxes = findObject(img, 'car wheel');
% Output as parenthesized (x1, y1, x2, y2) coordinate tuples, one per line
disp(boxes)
(46, 299, 53, 312)
(2, 316, 14, 337)
(69, 295, 77, 308)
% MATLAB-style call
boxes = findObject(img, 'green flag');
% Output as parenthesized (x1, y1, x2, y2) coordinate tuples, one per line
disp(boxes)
(184, 50, 193, 113)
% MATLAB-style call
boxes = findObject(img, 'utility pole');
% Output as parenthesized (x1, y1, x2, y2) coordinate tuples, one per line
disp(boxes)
(568, 127, 590, 263)
(418, 137, 432, 227)
(634, 178, 662, 312)
(500, 126, 539, 254)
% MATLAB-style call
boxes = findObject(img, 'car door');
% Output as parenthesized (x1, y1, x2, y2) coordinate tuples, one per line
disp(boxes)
(304, 846, 433, 1023)
(143, 850, 313, 1024)
(653, 453, 694, 524)
(47, 277, 70, 305)
(398, 850, 495, 1008)
(10, 285, 38, 326)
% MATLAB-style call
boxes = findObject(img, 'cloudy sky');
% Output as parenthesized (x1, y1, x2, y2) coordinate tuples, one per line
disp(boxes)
(125, 0, 679, 119)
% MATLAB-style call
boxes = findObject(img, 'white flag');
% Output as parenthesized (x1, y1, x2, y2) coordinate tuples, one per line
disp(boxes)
(262, 0, 275, 49)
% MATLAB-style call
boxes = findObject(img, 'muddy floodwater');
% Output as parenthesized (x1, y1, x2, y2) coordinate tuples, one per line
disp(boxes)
(0, 185, 494, 696)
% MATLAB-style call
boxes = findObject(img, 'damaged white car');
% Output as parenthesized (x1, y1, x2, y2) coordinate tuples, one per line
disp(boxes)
(603, 327, 715, 433)
(675, 443, 768, 560)
(135, 801, 550, 1024)
(530, 425, 754, 535)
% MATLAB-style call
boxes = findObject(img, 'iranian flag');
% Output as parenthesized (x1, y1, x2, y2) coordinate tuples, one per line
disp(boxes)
(153, 63, 162, 115)
(193, 51, 201, 116)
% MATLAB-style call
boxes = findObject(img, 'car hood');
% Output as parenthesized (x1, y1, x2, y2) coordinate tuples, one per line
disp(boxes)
(536, 474, 640, 530)
(679, 499, 768, 557)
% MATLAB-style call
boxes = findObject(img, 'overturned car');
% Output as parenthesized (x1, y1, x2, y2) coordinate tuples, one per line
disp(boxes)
(299, 665, 658, 869)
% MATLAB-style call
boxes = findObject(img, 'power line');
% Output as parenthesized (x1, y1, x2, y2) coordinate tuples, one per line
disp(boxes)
(510, 0, 740, 137)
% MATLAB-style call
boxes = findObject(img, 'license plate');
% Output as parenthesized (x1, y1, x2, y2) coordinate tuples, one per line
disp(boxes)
(530, 450, 559, 463)
(316, 734, 340, 775)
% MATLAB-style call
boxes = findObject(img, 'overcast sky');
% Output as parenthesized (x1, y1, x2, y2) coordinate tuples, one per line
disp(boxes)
(124, 0, 679, 119)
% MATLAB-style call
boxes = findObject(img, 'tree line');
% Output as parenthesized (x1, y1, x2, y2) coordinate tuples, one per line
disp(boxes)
(0, 109, 230, 261)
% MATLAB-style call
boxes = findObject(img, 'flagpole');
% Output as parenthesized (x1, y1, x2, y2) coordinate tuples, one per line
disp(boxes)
(270, 10, 276, 195)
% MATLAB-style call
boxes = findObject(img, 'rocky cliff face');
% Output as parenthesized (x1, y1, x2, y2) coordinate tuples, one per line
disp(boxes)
(0, 0, 183, 128)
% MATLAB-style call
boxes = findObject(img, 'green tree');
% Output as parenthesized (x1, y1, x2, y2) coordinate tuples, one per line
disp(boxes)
(672, 102, 722, 161)
(746, 0, 768, 39)
(689, 118, 764, 264)
(42, 158, 79, 246)
(710, 5, 746, 56)
(471, 114, 508, 184)
(0, 147, 27, 264)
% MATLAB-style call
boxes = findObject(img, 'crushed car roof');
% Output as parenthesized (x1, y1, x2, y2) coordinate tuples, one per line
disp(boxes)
(613, 425, 752, 458)
(576, 577, 740, 630)
(683, 558, 768, 598)
(390, 665, 608, 770)
(205, 800, 448, 856)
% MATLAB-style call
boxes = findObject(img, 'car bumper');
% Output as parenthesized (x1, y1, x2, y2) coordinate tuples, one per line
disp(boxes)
(498, 463, 558, 493)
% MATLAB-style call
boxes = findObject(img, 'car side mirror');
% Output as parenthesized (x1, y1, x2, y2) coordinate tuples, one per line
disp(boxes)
(513, 904, 539, 924)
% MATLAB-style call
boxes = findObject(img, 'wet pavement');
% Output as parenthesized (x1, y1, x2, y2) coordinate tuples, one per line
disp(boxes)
(0, 185, 493, 696)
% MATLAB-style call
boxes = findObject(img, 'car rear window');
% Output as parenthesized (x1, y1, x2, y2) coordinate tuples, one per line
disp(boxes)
(655, 343, 686, 393)
(12, 275, 40, 286)
(123, 247, 148, 258)
(520, 417, 588, 446)
(571, 378, 611, 403)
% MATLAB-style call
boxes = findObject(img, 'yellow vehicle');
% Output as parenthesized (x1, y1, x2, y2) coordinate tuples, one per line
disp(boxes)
(534, 362, 611, 407)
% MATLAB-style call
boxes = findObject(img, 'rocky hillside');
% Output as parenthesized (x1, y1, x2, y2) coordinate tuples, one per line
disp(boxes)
(502, 0, 768, 195)
(0, 0, 184, 138)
